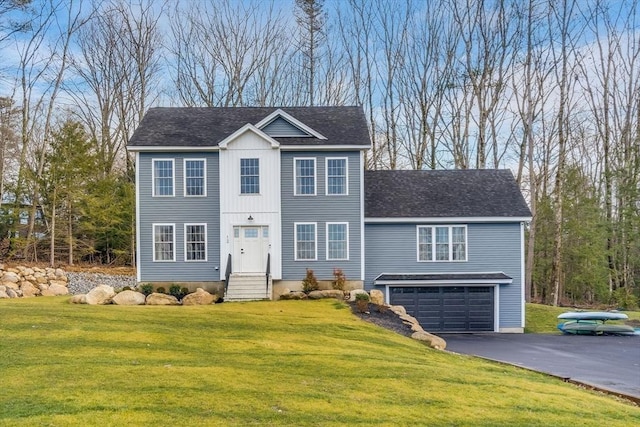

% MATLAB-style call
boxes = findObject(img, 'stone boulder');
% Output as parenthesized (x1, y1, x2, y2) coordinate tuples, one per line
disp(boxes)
(49, 283, 69, 296)
(279, 291, 307, 300)
(20, 281, 40, 297)
(411, 331, 447, 350)
(182, 288, 217, 305)
(2, 281, 18, 290)
(321, 289, 346, 299)
(348, 289, 369, 302)
(112, 290, 146, 305)
(6, 288, 18, 298)
(0, 289, 8, 299)
(69, 294, 87, 304)
(307, 290, 324, 299)
(370, 289, 384, 305)
(145, 292, 180, 306)
(85, 285, 115, 305)
(389, 305, 407, 316)
(2, 271, 19, 283)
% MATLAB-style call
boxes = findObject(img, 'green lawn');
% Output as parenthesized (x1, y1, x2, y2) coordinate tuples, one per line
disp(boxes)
(525, 303, 640, 333)
(1, 298, 639, 426)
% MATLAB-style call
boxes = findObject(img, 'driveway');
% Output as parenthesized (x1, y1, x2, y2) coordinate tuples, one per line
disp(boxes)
(441, 333, 640, 400)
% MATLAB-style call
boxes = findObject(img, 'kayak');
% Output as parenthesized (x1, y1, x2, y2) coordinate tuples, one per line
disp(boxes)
(557, 320, 636, 336)
(557, 311, 629, 321)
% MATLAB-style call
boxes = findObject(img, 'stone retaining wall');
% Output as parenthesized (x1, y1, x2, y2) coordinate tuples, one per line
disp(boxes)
(0, 264, 69, 298)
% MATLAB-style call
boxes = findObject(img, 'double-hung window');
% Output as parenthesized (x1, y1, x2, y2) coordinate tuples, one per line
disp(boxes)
(295, 158, 316, 195)
(153, 224, 175, 261)
(185, 224, 207, 261)
(184, 159, 206, 196)
(327, 223, 348, 260)
(240, 158, 260, 194)
(295, 223, 317, 260)
(326, 158, 347, 195)
(417, 225, 467, 262)
(153, 159, 174, 196)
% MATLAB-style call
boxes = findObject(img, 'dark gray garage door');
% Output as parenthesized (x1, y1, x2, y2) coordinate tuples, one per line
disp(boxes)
(389, 286, 494, 332)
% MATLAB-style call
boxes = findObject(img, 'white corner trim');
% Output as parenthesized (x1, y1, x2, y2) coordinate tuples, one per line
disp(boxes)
(135, 152, 141, 282)
(360, 151, 365, 281)
(521, 221, 526, 328)
(255, 109, 327, 140)
(218, 123, 280, 149)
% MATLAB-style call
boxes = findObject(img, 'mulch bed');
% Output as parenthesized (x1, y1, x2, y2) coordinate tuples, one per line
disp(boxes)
(349, 302, 414, 338)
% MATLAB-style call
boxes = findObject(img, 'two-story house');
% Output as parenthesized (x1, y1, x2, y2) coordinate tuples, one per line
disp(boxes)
(127, 106, 531, 333)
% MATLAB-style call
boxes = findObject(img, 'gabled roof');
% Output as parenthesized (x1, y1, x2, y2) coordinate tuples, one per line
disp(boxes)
(127, 106, 370, 150)
(365, 169, 531, 219)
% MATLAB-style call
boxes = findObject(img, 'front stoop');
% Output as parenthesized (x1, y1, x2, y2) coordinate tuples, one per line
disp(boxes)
(224, 273, 272, 301)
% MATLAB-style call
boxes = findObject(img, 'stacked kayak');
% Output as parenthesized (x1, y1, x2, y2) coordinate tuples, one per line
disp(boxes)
(557, 311, 636, 336)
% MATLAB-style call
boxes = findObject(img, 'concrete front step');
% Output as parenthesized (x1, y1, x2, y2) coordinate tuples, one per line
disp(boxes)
(225, 274, 271, 301)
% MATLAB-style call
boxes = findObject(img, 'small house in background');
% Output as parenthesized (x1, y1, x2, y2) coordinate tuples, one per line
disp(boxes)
(127, 106, 531, 333)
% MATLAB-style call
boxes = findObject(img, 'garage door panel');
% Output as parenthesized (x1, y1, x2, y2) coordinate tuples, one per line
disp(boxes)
(389, 286, 494, 332)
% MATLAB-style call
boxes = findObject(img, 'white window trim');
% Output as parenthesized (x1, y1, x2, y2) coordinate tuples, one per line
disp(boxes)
(293, 157, 316, 196)
(184, 223, 208, 262)
(152, 158, 175, 197)
(416, 225, 468, 262)
(325, 157, 348, 196)
(240, 158, 260, 195)
(326, 222, 349, 261)
(153, 223, 176, 262)
(294, 222, 317, 261)
(183, 158, 207, 197)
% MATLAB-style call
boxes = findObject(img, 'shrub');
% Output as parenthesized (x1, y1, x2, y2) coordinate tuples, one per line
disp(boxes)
(156, 287, 166, 294)
(301, 269, 319, 293)
(139, 283, 153, 296)
(355, 292, 370, 302)
(169, 284, 184, 300)
(122, 286, 132, 291)
(181, 287, 190, 298)
(355, 292, 370, 313)
(332, 268, 346, 291)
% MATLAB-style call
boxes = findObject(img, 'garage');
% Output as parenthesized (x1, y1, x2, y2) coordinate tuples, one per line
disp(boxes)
(376, 273, 512, 333)
(390, 286, 494, 332)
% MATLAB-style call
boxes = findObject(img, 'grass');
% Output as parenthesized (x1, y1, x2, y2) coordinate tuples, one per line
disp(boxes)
(525, 303, 640, 333)
(0, 298, 639, 426)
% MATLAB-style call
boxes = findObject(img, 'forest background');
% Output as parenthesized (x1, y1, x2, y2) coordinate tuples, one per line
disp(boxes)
(0, 0, 638, 307)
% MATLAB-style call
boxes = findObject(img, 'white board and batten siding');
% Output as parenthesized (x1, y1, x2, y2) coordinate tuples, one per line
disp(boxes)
(219, 130, 282, 279)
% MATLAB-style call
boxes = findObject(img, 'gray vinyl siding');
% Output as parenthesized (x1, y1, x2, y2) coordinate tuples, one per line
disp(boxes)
(263, 117, 309, 137)
(138, 152, 220, 282)
(365, 222, 523, 328)
(281, 151, 362, 281)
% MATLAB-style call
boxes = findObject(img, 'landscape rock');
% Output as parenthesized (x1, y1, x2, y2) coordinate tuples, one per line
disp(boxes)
(389, 305, 407, 316)
(2, 271, 19, 283)
(182, 288, 217, 305)
(369, 289, 384, 305)
(411, 331, 447, 350)
(145, 292, 180, 305)
(69, 294, 87, 304)
(307, 290, 324, 299)
(112, 290, 146, 305)
(348, 289, 369, 302)
(320, 289, 346, 299)
(399, 313, 419, 325)
(6, 288, 18, 298)
(85, 285, 115, 305)
(2, 281, 18, 290)
(48, 283, 69, 296)
(0, 289, 8, 298)
(40, 289, 57, 296)
(279, 291, 307, 300)
(20, 281, 39, 297)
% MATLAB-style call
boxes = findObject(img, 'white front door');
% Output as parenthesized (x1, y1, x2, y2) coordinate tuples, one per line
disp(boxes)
(233, 226, 269, 273)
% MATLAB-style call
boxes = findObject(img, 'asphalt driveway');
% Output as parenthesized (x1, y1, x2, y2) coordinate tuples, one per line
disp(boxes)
(441, 333, 640, 400)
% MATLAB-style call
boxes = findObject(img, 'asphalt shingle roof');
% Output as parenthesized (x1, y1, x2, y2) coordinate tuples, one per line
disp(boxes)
(128, 106, 371, 148)
(365, 169, 531, 218)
